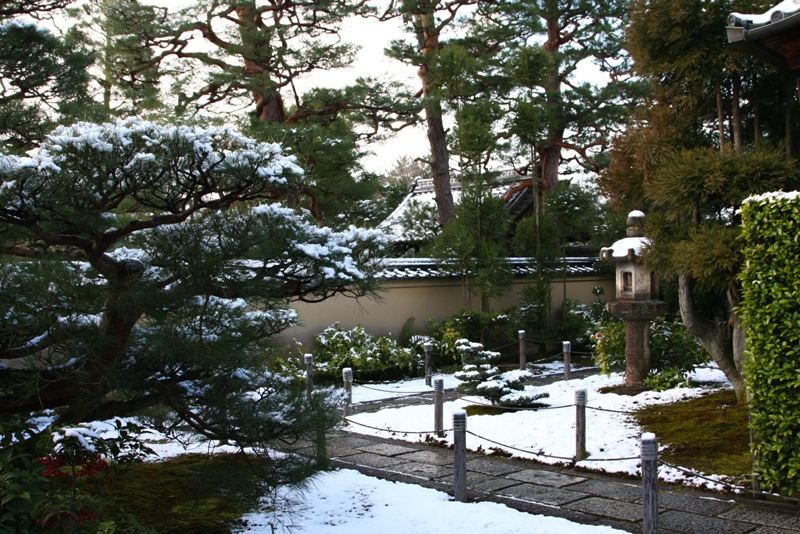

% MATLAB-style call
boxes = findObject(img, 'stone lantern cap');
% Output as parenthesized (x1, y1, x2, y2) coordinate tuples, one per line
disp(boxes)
(599, 210, 650, 263)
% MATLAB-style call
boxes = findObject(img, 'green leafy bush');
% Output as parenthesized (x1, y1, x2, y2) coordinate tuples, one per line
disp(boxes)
(740, 192, 800, 495)
(591, 316, 706, 389)
(427, 309, 516, 366)
(314, 323, 421, 374)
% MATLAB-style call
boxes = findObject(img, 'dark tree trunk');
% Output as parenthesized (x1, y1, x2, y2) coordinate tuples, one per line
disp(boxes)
(426, 104, 455, 226)
(678, 274, 746, 402)
(732, 72, 742, 154)
(416, 10, 454, 227)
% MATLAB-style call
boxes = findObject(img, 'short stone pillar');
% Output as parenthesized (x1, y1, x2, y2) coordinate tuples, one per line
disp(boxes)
(600, 211, 668, 388)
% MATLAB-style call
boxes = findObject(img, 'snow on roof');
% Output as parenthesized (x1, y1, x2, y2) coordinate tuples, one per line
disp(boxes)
(600, 236, 650, 259)
(628, 210, 645, 218)
(379, 172, 529, 243)
(729, 0, 800, 27)
(377, 257, 600, 280)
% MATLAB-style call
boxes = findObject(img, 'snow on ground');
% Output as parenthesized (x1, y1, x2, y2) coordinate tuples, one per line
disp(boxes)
(346, 363, 734, 491)
(238, 468, 626, 534)
(84, 362, 735, 532)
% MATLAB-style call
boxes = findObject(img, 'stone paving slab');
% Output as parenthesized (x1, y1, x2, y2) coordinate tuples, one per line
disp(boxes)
(564, 497, 644, 522)
(569, 479, 644, 502)
(505, 468, 587, 488)
(336, 452, 409, 469)
(752, 527, 800, 534)
(398, 450, 452, 465)
(646, 492, 737, 516)
(721, 508, 800, 530)
(462, 471, 524, 493)
(325, 445, 362, 458)
(357, 443, 419, 456)
(327, 435, 377, 449)
(466, 457, 526, 476)
(497, 483, 589, 506)
(387, 461, 453, 480)
(659, 510, 757, 534)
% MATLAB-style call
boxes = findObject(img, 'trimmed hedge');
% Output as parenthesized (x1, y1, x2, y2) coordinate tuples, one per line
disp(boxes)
(740, 191, 800, 495)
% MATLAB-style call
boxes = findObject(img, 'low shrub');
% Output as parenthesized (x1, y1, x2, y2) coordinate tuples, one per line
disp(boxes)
(591, 316, 706, 390)
(314, 323, 421, 375)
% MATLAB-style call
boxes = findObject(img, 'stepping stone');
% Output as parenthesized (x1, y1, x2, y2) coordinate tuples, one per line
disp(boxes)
(358, 443, 419, 456)
(467, 457, 526, 476)
(564, 497, 643, 522)
(568, 479, 643, 502)
(335, 452, 409, 469)
(497, 483, 588, 506)
(505, 469, 587, 488)
(398, 450, 452, 465)
(659, 510, 756, 534)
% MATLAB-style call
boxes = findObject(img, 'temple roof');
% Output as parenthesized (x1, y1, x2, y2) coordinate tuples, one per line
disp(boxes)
(727, 0, 800, 75)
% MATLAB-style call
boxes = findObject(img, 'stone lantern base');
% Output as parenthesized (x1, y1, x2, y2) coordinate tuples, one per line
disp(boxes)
(606, 300, 669, 388)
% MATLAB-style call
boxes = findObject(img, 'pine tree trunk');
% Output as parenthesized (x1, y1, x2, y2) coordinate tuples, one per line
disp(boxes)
(678, 274, 746, 402)
(237, 7, 286, 124)
(415, 11, 454, 227)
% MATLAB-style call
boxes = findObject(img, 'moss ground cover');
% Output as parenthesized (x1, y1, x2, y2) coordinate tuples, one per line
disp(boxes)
(85, 453, 270, 533)
(635, 390, 751, 478)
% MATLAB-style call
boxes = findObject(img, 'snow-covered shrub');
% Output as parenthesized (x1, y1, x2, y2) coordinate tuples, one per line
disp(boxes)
(314, 323, 421, 374)
(454, 339, 548, 407)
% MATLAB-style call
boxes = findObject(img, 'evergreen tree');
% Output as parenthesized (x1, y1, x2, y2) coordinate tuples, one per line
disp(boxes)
(0, 120, 386, 479)
(431, 178, 512, 312)
(0, 17, 93, 151)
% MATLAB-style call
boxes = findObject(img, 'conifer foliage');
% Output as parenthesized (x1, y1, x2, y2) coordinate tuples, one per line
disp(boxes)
(0, 119, 386, 450)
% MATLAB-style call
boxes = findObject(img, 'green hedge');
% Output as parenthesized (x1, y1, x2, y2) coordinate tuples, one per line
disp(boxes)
(740, 191, 800, 495)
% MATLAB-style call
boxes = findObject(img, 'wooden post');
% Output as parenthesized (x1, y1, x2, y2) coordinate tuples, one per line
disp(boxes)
(342, 367, 353, 418)
(424, 342, 433, 387)
(518, 330, 527, 370)
(641, 432, 659, 534)
(575, 389, 587, 461)
(563, 341, 572, 380)
(453, 410, 468, 502)
(304, 353, 314, 395)
(434, 378, 444, 437)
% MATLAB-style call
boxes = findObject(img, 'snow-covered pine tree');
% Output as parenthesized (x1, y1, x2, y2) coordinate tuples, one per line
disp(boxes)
(0, 118, 387, 488)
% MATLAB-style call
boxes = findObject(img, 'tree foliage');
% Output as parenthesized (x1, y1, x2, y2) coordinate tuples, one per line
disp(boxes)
(0, 120, 386, 451)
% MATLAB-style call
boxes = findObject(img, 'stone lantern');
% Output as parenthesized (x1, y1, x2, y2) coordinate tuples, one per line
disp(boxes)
(599, 211, 668, 388)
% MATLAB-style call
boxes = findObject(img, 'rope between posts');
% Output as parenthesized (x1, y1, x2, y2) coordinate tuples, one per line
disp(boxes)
(465, 430, 576, 461)
(343, 417, 449, 435)
(657, 460, 744, 492)
(352, 382, 433, 395)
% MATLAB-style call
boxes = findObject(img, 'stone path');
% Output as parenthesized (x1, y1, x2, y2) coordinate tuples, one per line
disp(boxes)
(289, 368, 800, 533)
(305, 430, 800, 534)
